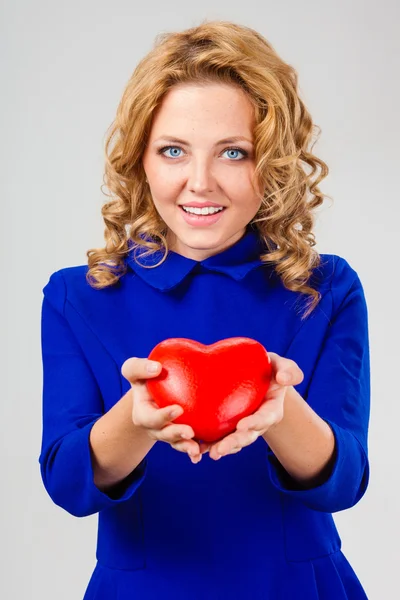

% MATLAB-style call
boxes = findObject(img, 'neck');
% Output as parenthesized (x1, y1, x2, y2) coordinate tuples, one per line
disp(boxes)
(166, 229, 248, 261)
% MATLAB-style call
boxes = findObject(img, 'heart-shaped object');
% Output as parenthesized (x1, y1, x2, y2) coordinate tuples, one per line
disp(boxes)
(146, 337, 272, 443)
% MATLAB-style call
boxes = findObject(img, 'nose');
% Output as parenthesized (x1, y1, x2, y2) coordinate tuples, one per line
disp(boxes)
(187, 156, 215, 194)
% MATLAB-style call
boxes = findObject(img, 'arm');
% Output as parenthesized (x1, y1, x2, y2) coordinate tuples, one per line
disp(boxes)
(264, 263, 370, 513)
(89, 389, 155, 491)
(39, 271, 150, 517)
(262, 384, 336, 487)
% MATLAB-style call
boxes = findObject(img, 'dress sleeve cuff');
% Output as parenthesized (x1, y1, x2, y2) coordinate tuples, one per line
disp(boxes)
(265, 419, 369, 513)
(40, 418, 147, 517)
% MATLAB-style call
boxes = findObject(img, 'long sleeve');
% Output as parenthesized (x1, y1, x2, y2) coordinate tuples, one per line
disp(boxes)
(39, 270, 147, 517)
(266, 258, 370, 513)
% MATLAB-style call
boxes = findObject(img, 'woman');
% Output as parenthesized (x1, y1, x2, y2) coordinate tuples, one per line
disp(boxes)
(39, 20, 370, 599)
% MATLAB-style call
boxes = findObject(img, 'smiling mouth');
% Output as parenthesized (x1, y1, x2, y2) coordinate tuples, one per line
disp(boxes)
(178, 205, 227, 226)
(179, 206, 226, 216)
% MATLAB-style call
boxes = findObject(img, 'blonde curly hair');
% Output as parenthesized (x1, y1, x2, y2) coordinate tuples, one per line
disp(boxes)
(87, 19, 331, 319)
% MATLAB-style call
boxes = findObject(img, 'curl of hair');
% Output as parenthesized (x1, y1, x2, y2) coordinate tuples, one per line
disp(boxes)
(86, 19, 331, 319)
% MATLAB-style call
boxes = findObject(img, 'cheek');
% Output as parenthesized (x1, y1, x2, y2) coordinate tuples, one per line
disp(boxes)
(225, 163, 256, 189)
(144, 152, 180, 184)
(226, 172, 260, 208)
(155, 180, 181, 198)
(150, 186, 180, 216)
(149, 166, 183, 197)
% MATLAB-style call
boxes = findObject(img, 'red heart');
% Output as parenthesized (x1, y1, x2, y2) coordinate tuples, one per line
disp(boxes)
(146, 337, 272, 443)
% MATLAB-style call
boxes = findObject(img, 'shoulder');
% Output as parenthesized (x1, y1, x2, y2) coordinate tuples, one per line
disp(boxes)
(314, 253, 360, 286)
(41, 265, 92, 316)
(42, 263, 132, 320)
(312, 253, 367, 316)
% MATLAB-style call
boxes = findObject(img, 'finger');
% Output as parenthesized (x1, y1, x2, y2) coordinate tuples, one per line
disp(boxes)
(213, 430, 259, 457)
(132, 382, 183, 429)
(170, 439, 195, 453)
(149, 423, 195, 443)
(199, 441, 212, 454)
(236, 415, 261, 431)
(121, 357, 162, 382)
(211, 434, 243, 458)
(277, 363, 303, 386)
(238, 397, 284, 433)
(268, 353, 304, 386)
(276, 369, 303, 386)
(170, 439, 203, 463)
(236, 394, 279, 431)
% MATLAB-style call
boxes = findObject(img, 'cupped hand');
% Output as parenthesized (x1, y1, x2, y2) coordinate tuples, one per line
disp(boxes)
(121, 357, 204, 464)
(204, 352, 304, 461)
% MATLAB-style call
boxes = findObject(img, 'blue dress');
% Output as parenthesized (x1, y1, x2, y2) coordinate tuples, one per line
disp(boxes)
(39, 226, 370, 599)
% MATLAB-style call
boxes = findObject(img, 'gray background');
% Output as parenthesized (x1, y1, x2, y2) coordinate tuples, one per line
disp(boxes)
(2, 1, 399, 598)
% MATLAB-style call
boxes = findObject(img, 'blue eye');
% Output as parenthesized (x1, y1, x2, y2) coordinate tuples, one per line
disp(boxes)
(156, 145, 248, 160)
(158, 146, 183, 158)
(222, 148, 247, 160)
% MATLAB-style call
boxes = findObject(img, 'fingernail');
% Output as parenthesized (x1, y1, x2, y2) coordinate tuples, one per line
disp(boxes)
(170, 408, 182, 419)
(147, 361, 160, 373)
(280, 372, 291, 383)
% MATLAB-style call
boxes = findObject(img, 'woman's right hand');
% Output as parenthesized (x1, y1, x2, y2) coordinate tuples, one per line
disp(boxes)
(121, 357, 205, 463)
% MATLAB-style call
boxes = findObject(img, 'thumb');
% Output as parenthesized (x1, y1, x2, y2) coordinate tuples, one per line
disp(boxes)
(121, 357, 162, 383)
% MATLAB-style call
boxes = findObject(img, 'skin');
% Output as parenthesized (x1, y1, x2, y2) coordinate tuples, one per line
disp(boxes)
(142, 82, 263, 261)
(90, 83, 335, 487)
(139, 83, 335, 475)
(123, 355, 306, 464)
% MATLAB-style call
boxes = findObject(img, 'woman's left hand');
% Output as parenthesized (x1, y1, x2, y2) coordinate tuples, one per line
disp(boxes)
(199, 352, 304, 461)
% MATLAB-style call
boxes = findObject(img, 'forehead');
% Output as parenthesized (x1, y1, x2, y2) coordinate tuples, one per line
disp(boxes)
(149, 82, 255, 136)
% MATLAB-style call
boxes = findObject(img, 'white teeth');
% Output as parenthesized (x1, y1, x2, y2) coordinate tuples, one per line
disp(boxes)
(182, 206, 224, 215)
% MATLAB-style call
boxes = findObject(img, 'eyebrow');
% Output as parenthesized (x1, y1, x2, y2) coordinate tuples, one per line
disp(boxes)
(153, 135, 253, 145)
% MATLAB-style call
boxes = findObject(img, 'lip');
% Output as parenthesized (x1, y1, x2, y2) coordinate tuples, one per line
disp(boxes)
(178, 202, 225, 208)
(179, 205, 226, 227)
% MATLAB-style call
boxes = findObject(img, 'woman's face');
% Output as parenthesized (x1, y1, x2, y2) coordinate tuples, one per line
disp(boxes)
(142, 82, 262, 261)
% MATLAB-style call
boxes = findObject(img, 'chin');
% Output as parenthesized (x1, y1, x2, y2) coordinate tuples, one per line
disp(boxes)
(177, 231, 227, 249)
